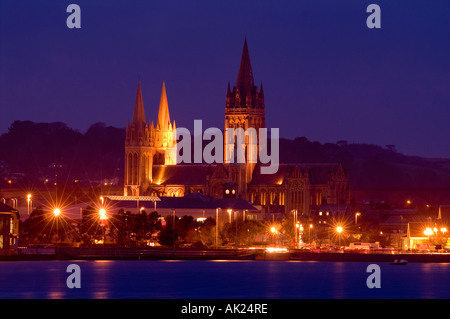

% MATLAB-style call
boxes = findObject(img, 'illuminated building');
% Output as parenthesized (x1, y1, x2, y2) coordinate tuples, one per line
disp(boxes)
(123, 39, 350, 217)
(0, 202, 19, 255)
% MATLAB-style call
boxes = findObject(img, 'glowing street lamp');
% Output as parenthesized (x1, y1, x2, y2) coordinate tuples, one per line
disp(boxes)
(336, 226, 343, 247)
(355, 212, 361, 225)
(53, 208, 62, 247)
(53, 208, 61, 217)
(424, 228, 433, 236)
(309, 224, 313, 245)
(99, 208, 108, 244)
(27, 194, 32, 216)
(292, 210, 298, 248)
(270, 226, 278, 246)
(424, 227, 433, 245)
(99, 208, 107, 220)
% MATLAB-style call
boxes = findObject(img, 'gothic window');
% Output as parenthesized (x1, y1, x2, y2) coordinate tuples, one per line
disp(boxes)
(127, 153, 133, 184)
(133, 153, 139, 185)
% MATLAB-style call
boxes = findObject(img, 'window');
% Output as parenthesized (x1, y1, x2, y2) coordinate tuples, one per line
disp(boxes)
(319, 212, 322, 216)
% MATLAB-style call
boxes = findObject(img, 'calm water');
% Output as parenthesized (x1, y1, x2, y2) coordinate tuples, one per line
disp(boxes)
(0, 260, 449, 299)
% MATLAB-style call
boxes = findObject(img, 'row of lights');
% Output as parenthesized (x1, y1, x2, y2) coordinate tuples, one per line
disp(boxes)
(51, 207, 108, 220)
(424, 227, 447, 236)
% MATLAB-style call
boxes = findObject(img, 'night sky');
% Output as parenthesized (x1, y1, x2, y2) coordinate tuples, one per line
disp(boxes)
(1, 0, 449, 158)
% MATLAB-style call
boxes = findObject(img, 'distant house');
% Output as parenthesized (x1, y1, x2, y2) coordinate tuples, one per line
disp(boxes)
(405, 222, 431, 250)
(0, 203, 20, 255)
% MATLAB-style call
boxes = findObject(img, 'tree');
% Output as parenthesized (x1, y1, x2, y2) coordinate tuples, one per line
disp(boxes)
(158, 216, 178, 247)
(220, 219, 266, 247)
(21, 207, 75, 245)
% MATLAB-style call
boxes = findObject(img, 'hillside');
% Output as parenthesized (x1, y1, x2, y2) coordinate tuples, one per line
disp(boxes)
(1, 121, 450, 190)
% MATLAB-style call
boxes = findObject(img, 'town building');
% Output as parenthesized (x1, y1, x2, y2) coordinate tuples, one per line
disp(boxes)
(0, 202, 20, 255)
(123, 39, 350, 218)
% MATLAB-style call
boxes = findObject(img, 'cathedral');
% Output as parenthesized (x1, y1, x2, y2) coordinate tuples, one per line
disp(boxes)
(124, 39, 350, 217)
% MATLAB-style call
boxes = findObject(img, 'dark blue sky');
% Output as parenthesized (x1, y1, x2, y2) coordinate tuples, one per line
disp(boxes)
(1, 0, 449, 158)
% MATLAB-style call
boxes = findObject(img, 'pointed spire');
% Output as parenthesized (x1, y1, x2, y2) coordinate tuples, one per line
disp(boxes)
(236, 38, 254, 92)
(157, 81, 171, 130)
(132, 80, 146, 126)
(259, 81, 264, 97)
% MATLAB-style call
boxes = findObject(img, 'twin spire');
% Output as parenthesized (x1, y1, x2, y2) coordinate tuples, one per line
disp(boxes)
(131, 80, 172, 131)
(132, 38, 259, 125)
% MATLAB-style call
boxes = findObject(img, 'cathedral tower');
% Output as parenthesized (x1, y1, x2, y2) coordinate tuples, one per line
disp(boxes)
(124, 80, 152, 196)
(224, 38, 266, 197)
(124, 81, 176, 196)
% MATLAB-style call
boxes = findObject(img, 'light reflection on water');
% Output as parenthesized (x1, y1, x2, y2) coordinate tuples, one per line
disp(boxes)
(0, 260, 449, 299)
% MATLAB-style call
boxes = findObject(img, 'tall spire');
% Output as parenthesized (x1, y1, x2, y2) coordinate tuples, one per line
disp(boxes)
(157, 81, 171, 130)
(236, 38, 255, 92)
(132, 80, 146, 126)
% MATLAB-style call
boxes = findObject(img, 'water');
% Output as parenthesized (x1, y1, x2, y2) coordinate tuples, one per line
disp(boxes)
(0, 260, 449, 299)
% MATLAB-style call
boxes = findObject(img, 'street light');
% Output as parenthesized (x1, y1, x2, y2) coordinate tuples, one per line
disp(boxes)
(424, 227, 433, 236)
(99, 208, 108, 244)
(424, 227, 433, 245)
(309, 224, 313, 245)
(215, 208, 219, 248)
(53, 208, 62, 248)
(355, 212, 361, 225)
(27, 194, 32, 216)
(99, 208, 107, 220)
(270, 226, 277, 246)
(292, 210, 298, 248)
(336, 226, 343, 247)
(54, 208, 61, 217)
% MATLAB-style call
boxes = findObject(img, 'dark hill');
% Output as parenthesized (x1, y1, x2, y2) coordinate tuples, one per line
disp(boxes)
(1, 121, 450, 189)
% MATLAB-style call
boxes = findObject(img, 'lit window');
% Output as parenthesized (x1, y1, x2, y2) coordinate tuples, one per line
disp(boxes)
(326, 212, 329, 216)
(319, 212, 322, 216)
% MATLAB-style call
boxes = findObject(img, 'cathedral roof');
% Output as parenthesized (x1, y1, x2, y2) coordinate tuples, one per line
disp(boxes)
(156, 195, 258, 211)
(152, 164, 216, 185)
(249, 163, 343, 186)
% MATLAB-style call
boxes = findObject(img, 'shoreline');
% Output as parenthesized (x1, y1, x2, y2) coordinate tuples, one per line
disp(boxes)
(2, 248, 450, 263)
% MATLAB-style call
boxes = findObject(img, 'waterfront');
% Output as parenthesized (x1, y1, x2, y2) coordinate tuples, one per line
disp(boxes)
(0, 260, 449, 299)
